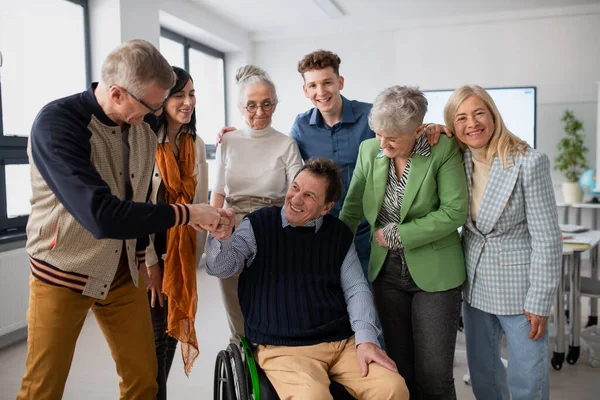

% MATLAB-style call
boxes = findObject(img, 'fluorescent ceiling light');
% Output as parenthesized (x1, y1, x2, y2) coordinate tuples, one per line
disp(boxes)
(313, 0, 345, 19)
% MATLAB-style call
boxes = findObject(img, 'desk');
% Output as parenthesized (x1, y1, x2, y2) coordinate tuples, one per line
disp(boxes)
(572, 203, 600, 322)
(560, 202, 599, 325)
(556, 202, 570, 224)
(552, 230, 600, 370)
(570, 203, 600, 229)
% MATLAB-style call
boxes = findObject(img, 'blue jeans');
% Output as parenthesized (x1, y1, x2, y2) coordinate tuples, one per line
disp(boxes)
(463, 302, 549, 400)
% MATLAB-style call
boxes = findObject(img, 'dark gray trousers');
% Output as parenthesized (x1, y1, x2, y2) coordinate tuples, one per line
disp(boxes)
(373, 250, 461, 400)
(149, 293, 178, 400)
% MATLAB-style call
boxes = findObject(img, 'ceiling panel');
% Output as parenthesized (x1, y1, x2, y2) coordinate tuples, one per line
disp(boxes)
(190, 0, 600, 35)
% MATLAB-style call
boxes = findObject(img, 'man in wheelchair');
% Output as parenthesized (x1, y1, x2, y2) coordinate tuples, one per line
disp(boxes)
(206, 158, 409, 400)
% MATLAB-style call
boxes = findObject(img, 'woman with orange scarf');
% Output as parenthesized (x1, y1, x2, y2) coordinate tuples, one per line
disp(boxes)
(142, 66, 208, 399)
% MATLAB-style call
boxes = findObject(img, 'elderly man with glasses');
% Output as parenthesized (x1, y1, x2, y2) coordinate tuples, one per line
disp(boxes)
(18, 39, 224, 399)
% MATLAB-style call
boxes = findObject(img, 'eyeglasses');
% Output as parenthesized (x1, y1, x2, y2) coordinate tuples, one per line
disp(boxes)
(122, 87, 166, 114)
(244, 101, 275, 114)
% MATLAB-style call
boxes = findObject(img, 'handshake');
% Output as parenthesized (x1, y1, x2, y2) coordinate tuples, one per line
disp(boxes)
(187, 204, 235, 241)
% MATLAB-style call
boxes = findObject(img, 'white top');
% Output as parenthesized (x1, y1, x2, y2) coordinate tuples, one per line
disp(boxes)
(470, 147, 492, 223)
(213, 126, 303, 200)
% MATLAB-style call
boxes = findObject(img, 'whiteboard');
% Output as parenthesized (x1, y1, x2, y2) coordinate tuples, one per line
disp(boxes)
(423, 87, 537, 149)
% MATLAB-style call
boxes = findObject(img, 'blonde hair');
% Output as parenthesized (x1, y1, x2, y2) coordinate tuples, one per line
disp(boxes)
(369, 86, 427, 134)
(100, 39, 176, 97)
(444, 85, 528, 166)
(235, 65, 278, 104)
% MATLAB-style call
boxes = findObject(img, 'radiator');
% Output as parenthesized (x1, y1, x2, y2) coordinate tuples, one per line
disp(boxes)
(0, 248, 30, 337)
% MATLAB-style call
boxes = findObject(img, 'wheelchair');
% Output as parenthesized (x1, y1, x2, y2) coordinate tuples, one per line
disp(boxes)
(214, 337, 355, 400)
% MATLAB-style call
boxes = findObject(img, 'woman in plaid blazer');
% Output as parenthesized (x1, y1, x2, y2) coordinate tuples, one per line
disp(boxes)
(444, 85, 562, 400)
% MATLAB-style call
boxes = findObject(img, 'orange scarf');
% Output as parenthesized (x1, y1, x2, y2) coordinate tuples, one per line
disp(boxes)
(155, 133, 198, 376)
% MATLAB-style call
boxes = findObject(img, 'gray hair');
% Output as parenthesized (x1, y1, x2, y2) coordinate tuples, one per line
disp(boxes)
(369, 86, 428, 134)
(100, 39, 176, 97)
(236, 65, 278, 105)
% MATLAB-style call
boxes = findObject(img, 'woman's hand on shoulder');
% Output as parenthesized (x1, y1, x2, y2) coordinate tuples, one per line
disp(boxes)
(216, 126, 237, 147)
(419, 123, 453, 146)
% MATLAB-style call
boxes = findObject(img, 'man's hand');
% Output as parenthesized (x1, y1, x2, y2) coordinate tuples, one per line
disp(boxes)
(211, 209, 236, 241)
(188, 204, 220, 231)
(524, 311, 548, 340)
(215, 126, 237, 147)
(356, 342, 398, 377)
(418, 123, 453, 146)
(374, 228, 388, 248)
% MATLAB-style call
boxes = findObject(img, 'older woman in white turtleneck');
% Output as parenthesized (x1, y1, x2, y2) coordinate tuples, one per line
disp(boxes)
(210, 65, 302, 342)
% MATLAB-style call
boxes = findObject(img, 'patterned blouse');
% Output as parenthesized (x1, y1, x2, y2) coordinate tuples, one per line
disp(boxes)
(376, 133, 431, 253)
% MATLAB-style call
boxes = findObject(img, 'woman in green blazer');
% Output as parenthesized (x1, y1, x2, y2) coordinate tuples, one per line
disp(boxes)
(340, 86, 468, 400)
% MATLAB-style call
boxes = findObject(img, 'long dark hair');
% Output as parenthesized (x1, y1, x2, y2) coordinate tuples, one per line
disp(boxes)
(158, 66, 197, 144)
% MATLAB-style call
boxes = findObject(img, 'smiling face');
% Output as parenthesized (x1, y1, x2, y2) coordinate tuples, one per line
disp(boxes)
(111, 83, 169, 126)
(302, 67, 344, 117)
(453, 95, 495, 150)
(375, 128, 421, 159)
(284, 170, 334, 227)
(164, 79, 195, 128)
(240, 82, 275, 130)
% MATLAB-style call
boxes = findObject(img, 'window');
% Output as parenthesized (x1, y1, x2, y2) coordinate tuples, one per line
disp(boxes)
(159, 29, 227, 190)
(0, 0, 90, 241)
(159, 35, 185, 70)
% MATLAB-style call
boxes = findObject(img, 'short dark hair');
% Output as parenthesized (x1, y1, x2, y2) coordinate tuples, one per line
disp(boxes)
(294, 158, 342, 204)
(158, 66, 196, 142)
(297, 50, 341, 77)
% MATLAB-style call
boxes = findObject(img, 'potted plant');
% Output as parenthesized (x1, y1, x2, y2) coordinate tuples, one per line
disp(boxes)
(554, 109, 589, 204)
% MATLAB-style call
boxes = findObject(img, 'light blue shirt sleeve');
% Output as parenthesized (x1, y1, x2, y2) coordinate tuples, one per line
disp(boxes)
(340, 243, 381, 347)
(205, 218, 257, 279)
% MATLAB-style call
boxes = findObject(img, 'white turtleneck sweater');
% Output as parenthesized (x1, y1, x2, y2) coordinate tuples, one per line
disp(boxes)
(470, 147, 493, 223)
(213, 126, 303, 200)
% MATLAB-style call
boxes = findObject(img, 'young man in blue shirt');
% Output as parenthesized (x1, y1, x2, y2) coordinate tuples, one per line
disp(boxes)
(290, 50, 449, 277)
(290, 50, 374, 276)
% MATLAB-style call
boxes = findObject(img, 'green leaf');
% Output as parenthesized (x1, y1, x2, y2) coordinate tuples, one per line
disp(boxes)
(555, 109, 589, 181)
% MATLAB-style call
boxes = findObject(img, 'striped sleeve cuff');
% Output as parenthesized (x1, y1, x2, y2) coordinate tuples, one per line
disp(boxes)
(383, 223, 403, 251)
(136, 250, 145, 265)
(170, 204, 190, 226)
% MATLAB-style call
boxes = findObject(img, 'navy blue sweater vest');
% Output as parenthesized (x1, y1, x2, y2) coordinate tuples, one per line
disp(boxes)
(240, 206, 355, 346)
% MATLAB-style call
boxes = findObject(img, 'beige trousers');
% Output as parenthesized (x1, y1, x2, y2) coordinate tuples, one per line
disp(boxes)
(255, 336, 409, 400)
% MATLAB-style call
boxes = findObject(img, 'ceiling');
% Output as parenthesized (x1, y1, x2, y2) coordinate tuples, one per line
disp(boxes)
(191, 0, 600, 40)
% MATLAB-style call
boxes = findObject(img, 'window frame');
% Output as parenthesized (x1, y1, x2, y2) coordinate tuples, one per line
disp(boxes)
(0, 0, 91, 243)
(160, 28, 227, 158)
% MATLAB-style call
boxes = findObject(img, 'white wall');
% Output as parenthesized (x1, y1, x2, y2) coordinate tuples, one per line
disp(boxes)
(253, 12, 600, 203)
(89, 0, 252, 119)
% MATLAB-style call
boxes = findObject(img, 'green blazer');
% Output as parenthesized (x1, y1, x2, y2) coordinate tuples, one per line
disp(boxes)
(339, 135, 468, 292)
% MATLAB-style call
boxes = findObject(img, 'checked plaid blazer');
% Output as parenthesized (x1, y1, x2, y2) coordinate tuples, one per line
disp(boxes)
(461, 147, 562, 317)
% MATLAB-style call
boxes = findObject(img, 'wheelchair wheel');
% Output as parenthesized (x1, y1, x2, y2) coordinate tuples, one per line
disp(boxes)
(214, 350, 236, 400)
(228, 343, 249, 400)
(240, 336, 261, 400)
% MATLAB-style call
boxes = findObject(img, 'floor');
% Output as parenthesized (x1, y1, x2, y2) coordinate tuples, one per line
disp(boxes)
(1, 263, 599, 400)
